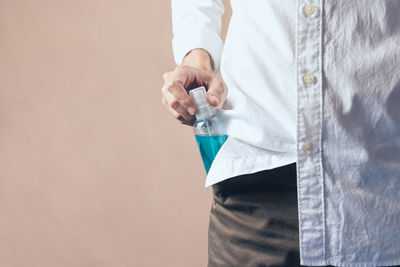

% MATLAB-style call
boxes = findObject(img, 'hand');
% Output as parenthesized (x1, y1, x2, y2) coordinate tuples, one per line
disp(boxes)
(161, 65, 225, 126)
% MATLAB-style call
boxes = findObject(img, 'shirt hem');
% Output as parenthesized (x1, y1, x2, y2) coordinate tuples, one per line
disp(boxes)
(205, 156, 297, 188)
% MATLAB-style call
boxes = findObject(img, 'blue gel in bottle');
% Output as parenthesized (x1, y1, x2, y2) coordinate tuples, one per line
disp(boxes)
(195, 134, 228, 174)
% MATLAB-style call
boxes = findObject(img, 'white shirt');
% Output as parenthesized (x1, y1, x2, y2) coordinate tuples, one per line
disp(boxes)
(171, 0, 400, 266)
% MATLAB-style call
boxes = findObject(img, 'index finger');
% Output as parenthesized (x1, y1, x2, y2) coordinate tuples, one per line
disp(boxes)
(163, 77, 196, 115)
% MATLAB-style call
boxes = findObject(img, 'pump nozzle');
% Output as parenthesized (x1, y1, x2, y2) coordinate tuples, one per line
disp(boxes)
(189, 86, 216, 120)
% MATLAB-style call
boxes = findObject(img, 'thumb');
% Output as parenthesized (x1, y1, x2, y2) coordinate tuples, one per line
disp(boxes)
(206, 77, 224, 107)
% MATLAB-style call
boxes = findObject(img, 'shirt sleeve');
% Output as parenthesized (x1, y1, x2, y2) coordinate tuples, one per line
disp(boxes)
(171, 0, 225, 73)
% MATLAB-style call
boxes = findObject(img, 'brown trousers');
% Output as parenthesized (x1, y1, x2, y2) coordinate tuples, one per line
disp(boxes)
(208, 163, 333, 267)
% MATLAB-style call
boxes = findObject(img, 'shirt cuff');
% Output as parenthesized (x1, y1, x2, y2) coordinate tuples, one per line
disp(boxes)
(172, 31, 224, 73)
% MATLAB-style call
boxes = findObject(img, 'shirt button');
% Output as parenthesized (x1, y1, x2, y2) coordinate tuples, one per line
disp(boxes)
(303, 4, 316, 16)
(303, 142, 314, 153)
(303, 73, 316, 85)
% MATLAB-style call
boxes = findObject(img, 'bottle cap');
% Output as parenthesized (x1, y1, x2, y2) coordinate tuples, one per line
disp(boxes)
(189, 86, 215, 120)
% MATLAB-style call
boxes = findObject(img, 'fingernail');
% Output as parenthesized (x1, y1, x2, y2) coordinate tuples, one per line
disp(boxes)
(188, 106, 195, 115)
(211, 96, 219, 105)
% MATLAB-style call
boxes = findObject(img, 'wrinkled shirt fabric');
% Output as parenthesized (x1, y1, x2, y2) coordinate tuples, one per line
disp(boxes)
(171, 0, 400, 266)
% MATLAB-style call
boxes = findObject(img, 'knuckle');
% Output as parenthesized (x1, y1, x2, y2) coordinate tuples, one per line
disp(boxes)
(175, 65, 191, 76)
(179, 96, 191, 107)
(211, 78, 223, 90)
(162, 72, 169, 81)
(175, 65, 187, 72)
(214, 87, 223, 96)
(170, 99, 179, 109)
(165, 80, 177, 92)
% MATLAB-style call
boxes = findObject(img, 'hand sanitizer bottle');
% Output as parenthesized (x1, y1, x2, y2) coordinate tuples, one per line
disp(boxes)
(189, 86, 228, 174)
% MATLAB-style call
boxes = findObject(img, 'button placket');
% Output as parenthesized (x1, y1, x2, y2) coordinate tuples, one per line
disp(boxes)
(296, 0, 325, 264)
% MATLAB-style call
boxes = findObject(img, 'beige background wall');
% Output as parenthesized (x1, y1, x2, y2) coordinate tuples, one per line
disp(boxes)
(0, 1, 231, 266)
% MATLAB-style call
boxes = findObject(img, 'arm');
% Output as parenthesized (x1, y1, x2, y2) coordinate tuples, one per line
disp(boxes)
(171, 0, 225, 73)
(161, 0, 225, 125)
